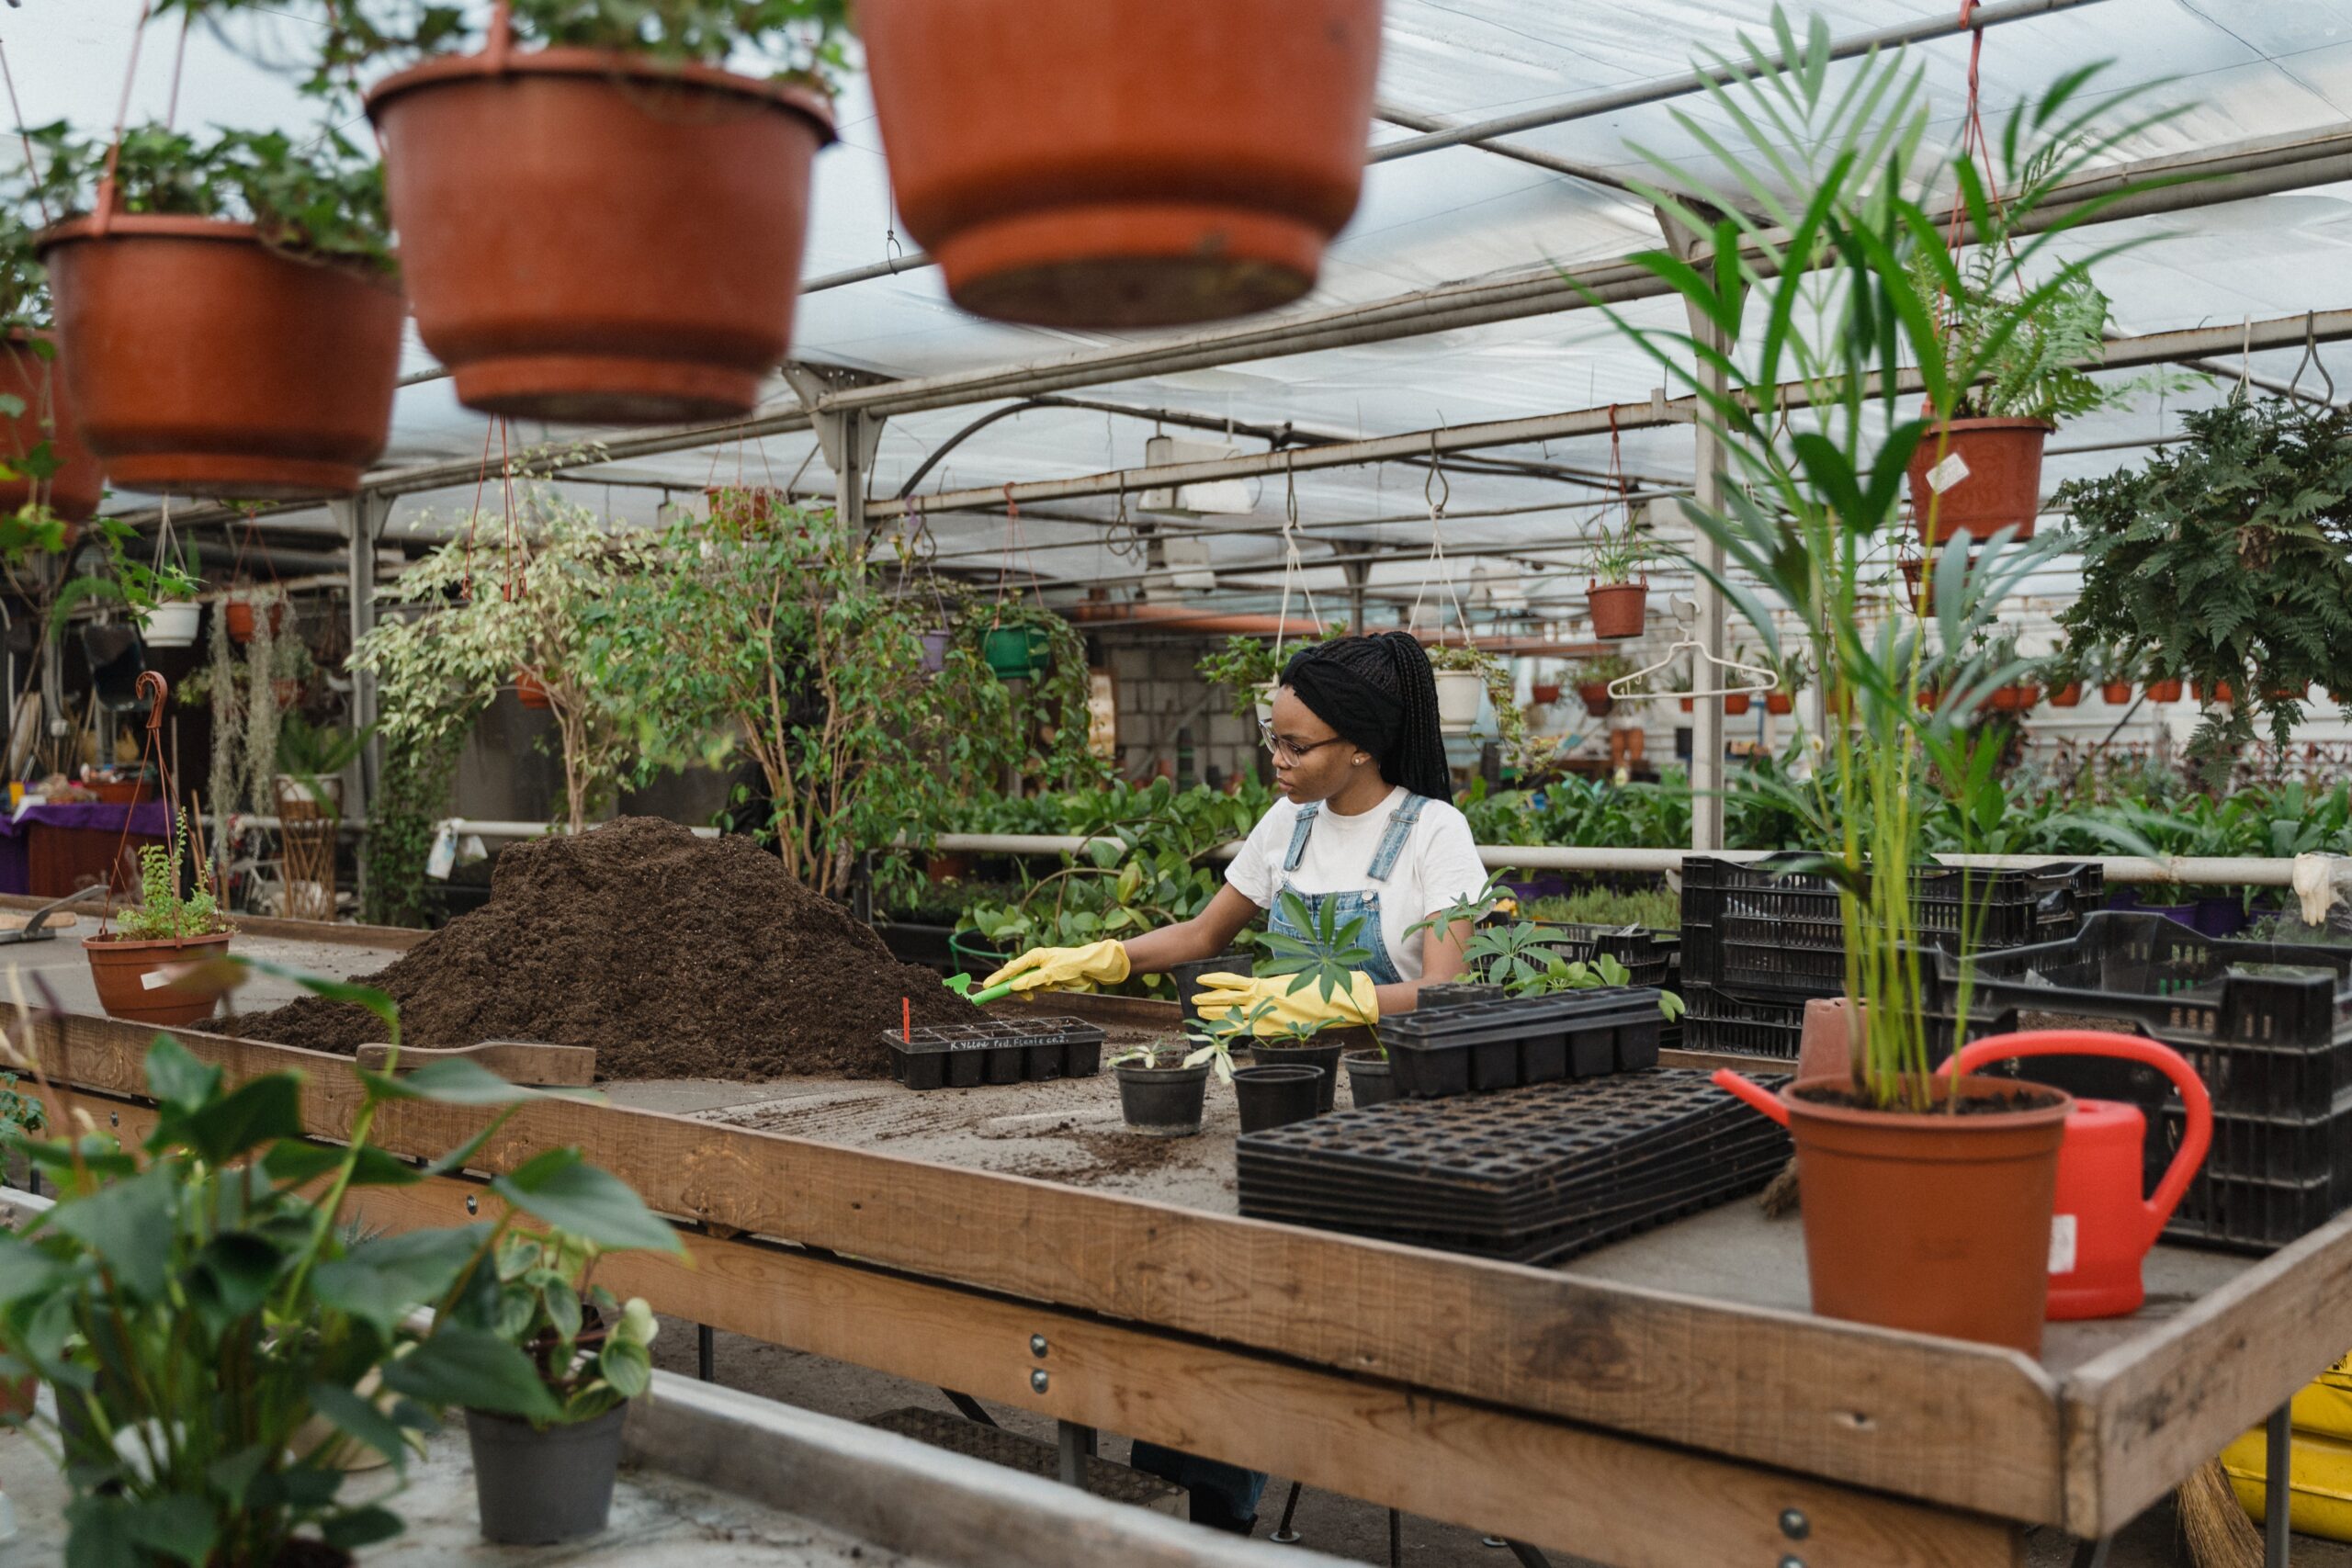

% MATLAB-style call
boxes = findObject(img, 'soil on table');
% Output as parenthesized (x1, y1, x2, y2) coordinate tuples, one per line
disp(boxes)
(225, 818, 970, 1079)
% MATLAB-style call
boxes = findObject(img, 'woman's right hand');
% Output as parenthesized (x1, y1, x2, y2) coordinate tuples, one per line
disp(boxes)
(982, 940, 1132, 995)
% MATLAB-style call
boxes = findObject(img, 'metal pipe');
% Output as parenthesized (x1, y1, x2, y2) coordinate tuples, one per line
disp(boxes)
(922, 834, 2324, 887)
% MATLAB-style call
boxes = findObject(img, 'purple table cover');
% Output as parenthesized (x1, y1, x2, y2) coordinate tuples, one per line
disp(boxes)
(0, 800, 175, 897)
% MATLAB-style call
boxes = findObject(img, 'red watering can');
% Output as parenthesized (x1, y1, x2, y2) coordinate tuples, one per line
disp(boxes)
(1712, 1029, 2211, 1321)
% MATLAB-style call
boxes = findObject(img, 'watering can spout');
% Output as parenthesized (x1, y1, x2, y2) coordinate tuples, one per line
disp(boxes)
(1710, 1068, 1790, 1126)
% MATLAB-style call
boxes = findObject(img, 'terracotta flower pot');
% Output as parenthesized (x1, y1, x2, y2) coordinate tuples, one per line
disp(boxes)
(1908, 418, 2052, 544)
(1723, 692, 1752, 716)
(0, 332, 104, 522)
(225, 599, 288, 644)
(1765, 692, 1794, 716)
(36, 215, 401, 500)
(368, 48, 834, 423)
(271, 678, 305, 709)
(2194, 679, 2236, 705)
(2048, 682, 2082, 707)
(1784, 1072, 2072, 1354)
(2268, 683, 2311, 702)
(2145, 678, 2184, 703)
(860, 0, 1382, 328)
(515, 670, 551, 709)
(1588, 581, 1647, 640)
(84, 931, 233, 1027)
(1577, 681, 1613, 717)
(1986, 683, 2041, 713)
(2100, 681, 2132, 705)
(1530, 682, 1562, 705)
(1679, 697, 1693, 713)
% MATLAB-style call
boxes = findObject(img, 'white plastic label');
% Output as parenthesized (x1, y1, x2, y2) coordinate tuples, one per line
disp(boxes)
(2049, 1213, 2078, 1276)
(425, 821, 458, 882)
(1925, 452, 1972, 494)
(140, 969, 171, 991)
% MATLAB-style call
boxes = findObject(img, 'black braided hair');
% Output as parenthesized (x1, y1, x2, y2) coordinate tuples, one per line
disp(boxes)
(1280, 631, 1453, 800)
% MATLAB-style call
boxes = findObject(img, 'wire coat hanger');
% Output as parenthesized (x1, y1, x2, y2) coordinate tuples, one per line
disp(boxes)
(1609, 636, 1776, 702)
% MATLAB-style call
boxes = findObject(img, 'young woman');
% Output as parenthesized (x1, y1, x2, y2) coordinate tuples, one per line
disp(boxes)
(981, 630, 1490, 1533)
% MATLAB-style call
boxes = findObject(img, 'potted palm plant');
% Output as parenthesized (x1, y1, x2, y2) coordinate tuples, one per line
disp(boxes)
(860, 0, 1382, 328)
(28, 124, 401, 500)
(83, 811, 235, 1026)
(1589, 17, 2173, 1353)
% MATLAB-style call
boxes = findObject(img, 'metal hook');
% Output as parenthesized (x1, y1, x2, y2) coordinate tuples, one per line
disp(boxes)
(1284, 450, 1299, 530)
(1423, 433, 1450, 516)
(885, 226, 903, 266)
(2291, 311, 2335, 405)
(137, 671, 167, 734)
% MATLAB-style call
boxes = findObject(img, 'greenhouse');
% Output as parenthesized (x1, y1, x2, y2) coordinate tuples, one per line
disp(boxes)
(4, 1, 2352, 1565)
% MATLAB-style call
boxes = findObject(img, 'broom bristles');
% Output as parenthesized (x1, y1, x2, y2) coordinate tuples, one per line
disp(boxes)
(2177, 1454, 2263, 1568)
(1757, 1156, 1800, 1217)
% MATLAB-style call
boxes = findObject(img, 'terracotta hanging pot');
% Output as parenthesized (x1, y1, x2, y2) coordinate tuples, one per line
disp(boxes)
(1908, 419, 2052, 544)
(35, 215, 401, 500)
(0, 332, 104, 522)
(225, 598, 289, 645)
(859, 0, 1382, 328)
(2145, 677, 2184, 704)
(2193, 679, 2236, 705)
(271, 678, 305, 709)
(1588, 581, 1647, 640)
(1765, 691, 1794, 716)
(1782, 1072, 2071, 1355)
(1985, 683, 2041, 714)
(85, 931, 234, 1028)
(1577, 681, 1613, 717)
(1723, 692, 1752, 717)
(2100, 681, 2132, 705)
(367, 40, 834, 423)
(2267, 682, 2311, 702)
(515, 670, 551, 709)
(1530, 682, 1562, 705)
(2048, 682, 2082, 707)
(1679, 696, 1693, 714)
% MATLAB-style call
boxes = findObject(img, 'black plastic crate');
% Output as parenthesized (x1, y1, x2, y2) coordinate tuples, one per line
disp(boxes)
(1382, 989, 1664, 1098)
(1682, 854, 2103, 998)
(1526, 922, 1675, 988)
(881, 1017, 1105, 1091)
(1681, 982, 1807, 1059)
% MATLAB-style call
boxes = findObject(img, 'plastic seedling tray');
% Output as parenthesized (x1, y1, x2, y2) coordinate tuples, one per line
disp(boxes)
(881, 1017, 1106, 1091)
(1382, 989, 1665, 1098)
(1527, 921, 1676, 988)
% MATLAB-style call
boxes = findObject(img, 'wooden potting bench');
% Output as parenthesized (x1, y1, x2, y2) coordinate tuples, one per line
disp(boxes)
(8, 926, 2344, 1568)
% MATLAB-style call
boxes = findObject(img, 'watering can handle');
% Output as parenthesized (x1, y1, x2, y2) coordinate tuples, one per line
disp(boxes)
(1710, 1068, 1791, 1127)
(1941, 1030, 2212, 1251)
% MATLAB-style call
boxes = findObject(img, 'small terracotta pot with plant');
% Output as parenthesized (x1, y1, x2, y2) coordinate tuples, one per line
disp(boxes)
(84, 809, 235, 1028)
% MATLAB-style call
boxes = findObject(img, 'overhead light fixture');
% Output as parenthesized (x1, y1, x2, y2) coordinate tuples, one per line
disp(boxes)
(1140, 434, 1254, 516)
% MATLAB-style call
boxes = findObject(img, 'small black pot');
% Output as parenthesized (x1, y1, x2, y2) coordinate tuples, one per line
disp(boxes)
(1170, 952, 1250, 1028)
(465, 1404, 628, 1544)
(1115, 1060, 1211, 1136)
(1343, 1048, 1396, 1108)
(1250, 1039, 1344, 1111)
(1233, 1063, 1324, 1132)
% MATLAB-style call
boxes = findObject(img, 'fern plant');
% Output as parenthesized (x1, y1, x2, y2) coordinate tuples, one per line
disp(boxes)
(113, 811, 232, 942)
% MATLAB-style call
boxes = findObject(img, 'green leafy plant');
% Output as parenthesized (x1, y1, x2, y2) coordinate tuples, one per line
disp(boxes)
(0, 960, 682, 1565)
(2056, 396, 2352, 780)
(1255, 889, 1376, 1005)
(1589, 508, 1653, 587)
(1575, 652, 1639, 691)
(460, 1229, 656, 1427)
(1522, 886, 1681, 931)
(276, 714, 374, 813)
(1195, 623, 1346, 719)
(0, 1071, 44, 1139)
(112, 812, 232, 942)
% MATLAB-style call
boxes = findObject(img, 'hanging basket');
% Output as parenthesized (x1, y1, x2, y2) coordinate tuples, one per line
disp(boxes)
(1530, 682, 1562, 706)
(1577, 682, 1613, 718)
(1433, 670, 1486, 733)
(225, 598, 288, 645)
(2146, 678, 2184, 704)
(1908, 419, 2052, 544)
(859, 0, 1381, 329)
(515, 670, 552, 709)
(2100, 681, 2133, 705)
(35, 217, 401, 500)
(982, 626, 1053, 682)
(85, 931, 234, 1028)
(1588, 581, 1647, 640)
(367, 48, 835, 423)
(140, 602, 202, 649)
(1723, 692, 1753, 717)
(1765, 692, 1794, 716)
(1252, 680, 1279, 726)
(0, 331, 104, 523)
(918, 629, 951, 674)
(2048, 682, 2083, 708)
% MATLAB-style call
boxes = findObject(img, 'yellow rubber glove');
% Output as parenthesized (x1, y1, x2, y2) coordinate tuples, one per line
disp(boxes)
(982, 940, 1131, 996)
(1191, 971, 1379, 1034)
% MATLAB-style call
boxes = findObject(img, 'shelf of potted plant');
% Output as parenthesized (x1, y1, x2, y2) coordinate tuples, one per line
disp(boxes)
(860, 0, 1382, 329)
(29, 125, 402, 499)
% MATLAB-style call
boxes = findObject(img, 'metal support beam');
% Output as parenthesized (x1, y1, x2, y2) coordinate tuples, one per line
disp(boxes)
(1663, 209, 1732, 854)
(334, 493, 390, 912)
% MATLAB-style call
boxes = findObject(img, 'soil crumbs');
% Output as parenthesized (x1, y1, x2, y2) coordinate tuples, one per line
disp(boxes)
(226, 818, 969, 1080)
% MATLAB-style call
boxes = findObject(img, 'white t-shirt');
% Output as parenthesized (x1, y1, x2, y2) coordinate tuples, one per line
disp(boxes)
(1224, 786, 1488, 983)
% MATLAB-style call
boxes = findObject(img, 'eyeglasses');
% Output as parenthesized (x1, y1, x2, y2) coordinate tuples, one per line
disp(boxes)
(1260, 721, 1346, 764)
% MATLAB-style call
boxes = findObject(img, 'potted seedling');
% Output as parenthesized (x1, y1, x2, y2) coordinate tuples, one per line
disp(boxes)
(1250, 891, 1376, 1111)
(860, 0, 1381, 329)
(455, 1229, 660, 1545)
(2041, 638, 2090, 707)
(1576, 652, 1636, 717)
(83, 810, 236, 1026)
(0, 223, 104, 525)
(1587, 516, 1651, 639)
(1593, 27, 2184, 1352)
(1976, 629, 2041, 714)
(1110, 1033, 1224, 1137)
(1205, 1005, 1327, 1133)
(1766, 649, 1810, 716)
(29, 124, 401, 499)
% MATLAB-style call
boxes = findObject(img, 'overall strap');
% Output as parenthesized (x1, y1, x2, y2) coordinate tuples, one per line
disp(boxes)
(1365, 792, 1430, 884)
(1281, 803, 1322, 874)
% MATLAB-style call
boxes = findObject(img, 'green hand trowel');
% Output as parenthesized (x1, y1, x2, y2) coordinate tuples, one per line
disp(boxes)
(945, 973, 1015, 1007)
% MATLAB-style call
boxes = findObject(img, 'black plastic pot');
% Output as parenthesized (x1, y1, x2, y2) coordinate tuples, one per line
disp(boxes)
(1343, 1049, 1396, 1108)
(1250, 1039, 1345, 1111)
(1170, 952, 1250, 1028)
(1115, 1060, 1211, 1136)
(465, 1404, 628, 1544)
(1234, 1063, 1324, 1132)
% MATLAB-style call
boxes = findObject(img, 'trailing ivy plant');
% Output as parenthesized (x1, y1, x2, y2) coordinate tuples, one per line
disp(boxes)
(1195, 623, 1346, 720)
(362, 728, 466, 928)
(2056, 395, 2352, 781)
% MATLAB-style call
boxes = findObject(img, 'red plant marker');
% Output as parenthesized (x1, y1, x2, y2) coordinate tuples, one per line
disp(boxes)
(902, 997, 911, 1043)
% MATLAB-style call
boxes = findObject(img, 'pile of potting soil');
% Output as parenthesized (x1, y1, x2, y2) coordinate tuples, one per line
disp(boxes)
(228, 817, 973, 1080)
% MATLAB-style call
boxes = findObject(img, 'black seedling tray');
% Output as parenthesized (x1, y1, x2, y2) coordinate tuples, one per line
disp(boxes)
(1382, 989, 1664, 1097)
(882, 1017, 1105, 1091)
(1528, 922, 1675, 988)
(1681, 982, 1808, 1059)
(1683, 853, 2102, 998)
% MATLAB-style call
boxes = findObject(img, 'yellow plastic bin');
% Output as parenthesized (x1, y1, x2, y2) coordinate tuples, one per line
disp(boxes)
(2289, 1355, 2352, 1441)
(2224, 1425, 2352, 1542)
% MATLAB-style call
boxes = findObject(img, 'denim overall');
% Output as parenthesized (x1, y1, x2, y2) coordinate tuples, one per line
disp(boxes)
(1129, 792, 1427, 1531)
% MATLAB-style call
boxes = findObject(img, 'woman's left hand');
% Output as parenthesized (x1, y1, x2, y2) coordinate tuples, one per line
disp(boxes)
(1192, 971, 1378, 1032)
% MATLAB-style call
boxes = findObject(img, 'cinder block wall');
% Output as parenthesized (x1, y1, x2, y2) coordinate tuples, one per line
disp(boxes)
(1099, 633, 1264, 788)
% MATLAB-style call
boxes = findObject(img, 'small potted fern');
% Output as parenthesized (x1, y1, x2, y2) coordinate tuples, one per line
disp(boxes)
(83, 809, 234, 1025)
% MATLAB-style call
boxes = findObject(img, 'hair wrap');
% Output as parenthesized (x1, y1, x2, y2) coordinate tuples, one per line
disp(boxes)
(1281, 632, 1453, 800)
